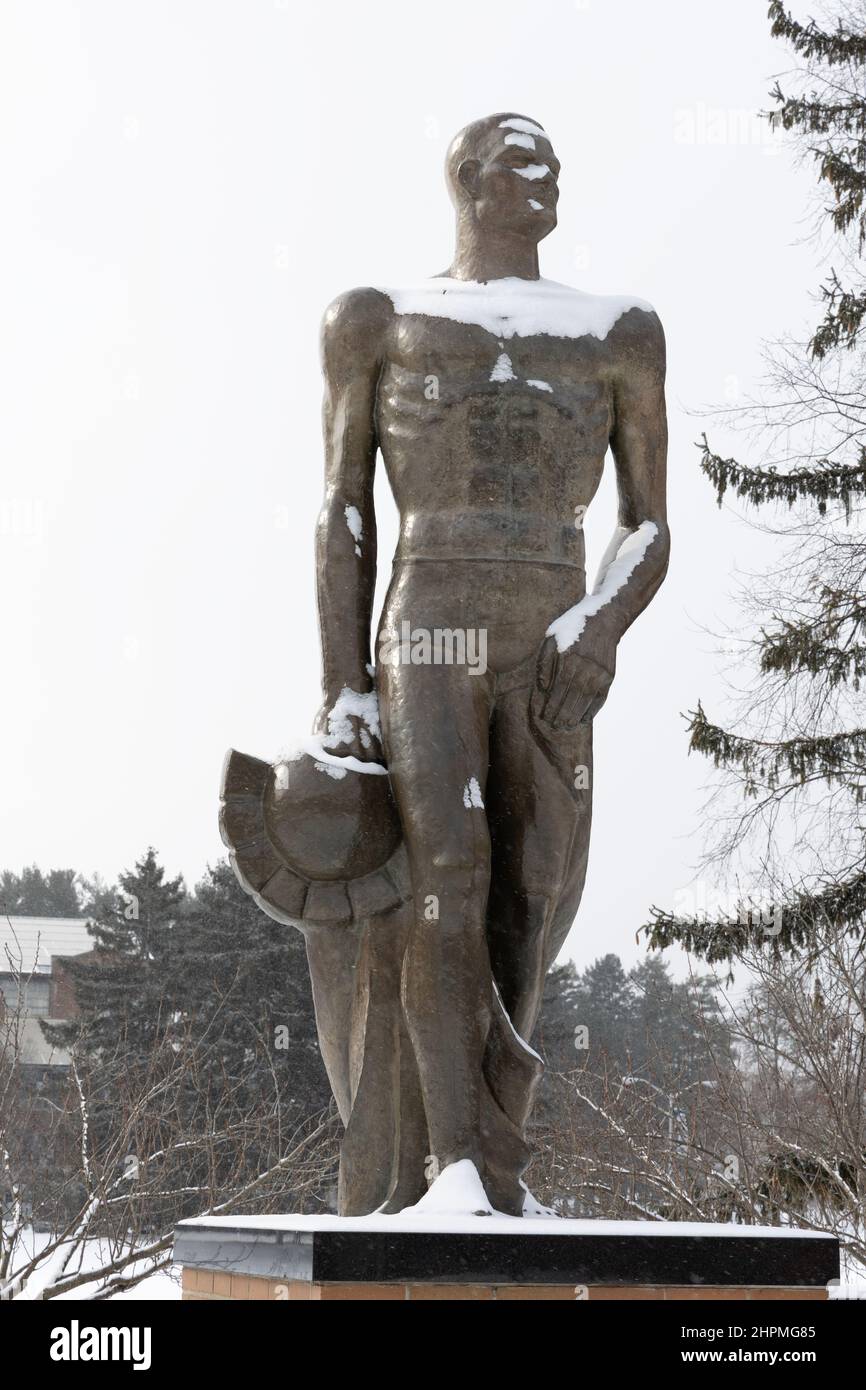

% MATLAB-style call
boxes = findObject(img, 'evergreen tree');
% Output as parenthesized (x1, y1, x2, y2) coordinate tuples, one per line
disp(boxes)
(646, 1, 866, 963)
(43, 848, 185, 1060)
(42, 854, 333, 1212)
(176, 860, 329, 1126)
(768, 0, 866, 360)
(572, 953, 633, 1070)
(539, 953, 731, 1084)
(0, 866, 80, 917)
(537, 961, 581, 1065)
(626, 957, 731, 1084)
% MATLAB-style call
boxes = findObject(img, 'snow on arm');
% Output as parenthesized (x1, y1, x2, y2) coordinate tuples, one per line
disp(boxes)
(462, 777, 484, 809)
(344, 504, 363, 557)
(546, 521, 659, 653)
(279, 736, 387, 778)
(276, 687, 386, 778)
(322, 686, 381, 743)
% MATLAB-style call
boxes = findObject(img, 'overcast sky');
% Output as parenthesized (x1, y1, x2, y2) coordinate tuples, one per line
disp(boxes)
(1, 0, 820, 971)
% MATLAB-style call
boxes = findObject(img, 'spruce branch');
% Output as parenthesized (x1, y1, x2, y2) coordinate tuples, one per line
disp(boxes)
(643, 863, 866, 963)
(687, 701, 866, 794)
(768, 1, 866, 65)
(698, 434, 866, 513)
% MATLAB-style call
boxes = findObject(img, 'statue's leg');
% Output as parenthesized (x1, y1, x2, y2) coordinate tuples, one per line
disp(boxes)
(335, 907, 429, 1216)
(378, 655, 496, 1176)
(485, 685, 594, 1045)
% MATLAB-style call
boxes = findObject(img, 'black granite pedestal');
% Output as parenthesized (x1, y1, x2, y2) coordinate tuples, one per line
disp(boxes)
(174, 1215, 839, 1302)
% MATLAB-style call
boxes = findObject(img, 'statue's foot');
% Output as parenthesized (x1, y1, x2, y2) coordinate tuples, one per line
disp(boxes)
(399, 1158, 495, 1218)
(483, 1168, 525, 1217)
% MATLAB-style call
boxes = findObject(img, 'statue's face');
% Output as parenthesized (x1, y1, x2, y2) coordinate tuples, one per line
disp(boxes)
(463, 122, 560, 241)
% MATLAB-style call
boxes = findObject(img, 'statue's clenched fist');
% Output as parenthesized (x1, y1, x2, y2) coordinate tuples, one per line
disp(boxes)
(532, 633, 616, 730)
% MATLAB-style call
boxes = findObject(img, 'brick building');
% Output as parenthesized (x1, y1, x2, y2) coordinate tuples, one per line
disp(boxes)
(0, 916, 94, 1067)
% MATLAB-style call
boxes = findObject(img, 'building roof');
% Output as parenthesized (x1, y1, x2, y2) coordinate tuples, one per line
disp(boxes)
(0, 916, 95, 974)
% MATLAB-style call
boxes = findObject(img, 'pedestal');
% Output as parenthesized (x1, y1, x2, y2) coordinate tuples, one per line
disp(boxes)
(174, 1214, 838, 1301)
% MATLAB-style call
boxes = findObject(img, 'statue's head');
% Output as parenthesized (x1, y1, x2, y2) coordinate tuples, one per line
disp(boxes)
(445, 113, 559, 242)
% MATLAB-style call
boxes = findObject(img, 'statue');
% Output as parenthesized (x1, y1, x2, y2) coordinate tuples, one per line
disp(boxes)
(221, 113, 668, 1218)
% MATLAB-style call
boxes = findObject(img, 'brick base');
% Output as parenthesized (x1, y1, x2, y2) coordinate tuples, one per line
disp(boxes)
(181, 1268, 827, 1302)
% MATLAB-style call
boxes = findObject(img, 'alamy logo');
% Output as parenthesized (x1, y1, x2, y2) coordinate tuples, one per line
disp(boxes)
(49, 1320, 152, 1371)
(378, 621, 488, 675)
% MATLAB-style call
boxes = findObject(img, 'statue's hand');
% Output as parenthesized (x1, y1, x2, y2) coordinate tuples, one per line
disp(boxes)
(313, 699, 384, 765)
(531, 633, 616, 730)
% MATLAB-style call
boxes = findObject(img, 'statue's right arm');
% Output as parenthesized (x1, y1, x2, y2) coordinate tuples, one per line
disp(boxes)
(314, 287, 392, 758)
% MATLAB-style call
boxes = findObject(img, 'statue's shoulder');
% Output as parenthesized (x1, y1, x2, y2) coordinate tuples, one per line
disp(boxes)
(589, 288, 664, 361)
(321, 286, 394, 344)
(320, 288, 394, 377)
(540, 281, 662, 351)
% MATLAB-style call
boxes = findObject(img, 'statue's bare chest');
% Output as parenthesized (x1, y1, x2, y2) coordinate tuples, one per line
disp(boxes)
(380, 314, 615, 434)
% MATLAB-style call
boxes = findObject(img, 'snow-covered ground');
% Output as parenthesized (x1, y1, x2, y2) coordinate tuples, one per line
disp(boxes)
(4, 1227, 181, 1301)
(110, 1268, 181, 1301)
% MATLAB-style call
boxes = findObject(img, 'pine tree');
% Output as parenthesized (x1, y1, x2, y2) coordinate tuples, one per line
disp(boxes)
(176, 861, 329, 1127)
(645, 1, 866, 963)
(536, 961, 582, 1099)
(539, 953, 730, 1082)
(43, 848, 185, 1060)
(768, 0, 866, 359)
(572, 954, 634, 1070)
(42, 854, 334, 1213)
(0, 866, 80, 917)
(626, 957, 730, 1083)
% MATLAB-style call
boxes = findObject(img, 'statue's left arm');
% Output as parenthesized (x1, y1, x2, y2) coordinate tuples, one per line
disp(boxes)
(535, 308, 669, 728)
(313, 287, 392, 759)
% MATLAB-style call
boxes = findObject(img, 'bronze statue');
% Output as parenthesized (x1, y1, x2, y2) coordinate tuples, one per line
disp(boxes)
(221, 113, 668, 1217)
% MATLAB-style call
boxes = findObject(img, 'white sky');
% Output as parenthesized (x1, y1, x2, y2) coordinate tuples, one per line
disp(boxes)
(1, 0, 820, 971)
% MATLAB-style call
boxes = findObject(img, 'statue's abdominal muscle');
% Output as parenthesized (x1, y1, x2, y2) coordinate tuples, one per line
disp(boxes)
(378, 320, 612, 565)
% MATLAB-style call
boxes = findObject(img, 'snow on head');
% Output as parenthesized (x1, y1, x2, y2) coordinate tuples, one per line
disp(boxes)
(504, 132, 536, 151)
(498, 117, 547, 139)
(528, 198, 543, 211)
(344, 504, 363, 557)
(381, 278, 652, 344)
(547, 521, 659, 652)
(513, 163, 550, 182)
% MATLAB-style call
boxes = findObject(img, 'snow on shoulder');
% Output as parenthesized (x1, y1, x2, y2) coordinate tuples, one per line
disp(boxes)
(380, 277, 653, 343)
